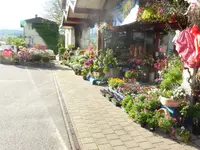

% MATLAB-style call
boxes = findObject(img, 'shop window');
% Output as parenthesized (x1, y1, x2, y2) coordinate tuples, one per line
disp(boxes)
(158, 33, 169, 54)
(133, 31, 144, 42)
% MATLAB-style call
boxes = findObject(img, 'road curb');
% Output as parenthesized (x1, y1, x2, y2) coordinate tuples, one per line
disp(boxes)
(53, 71, 81, 150)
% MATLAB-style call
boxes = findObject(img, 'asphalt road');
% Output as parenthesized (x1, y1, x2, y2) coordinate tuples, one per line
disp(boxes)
(0, 64, 70, 150)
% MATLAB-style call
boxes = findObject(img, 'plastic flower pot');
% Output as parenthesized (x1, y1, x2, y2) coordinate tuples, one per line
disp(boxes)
(149, 127, 155, 132)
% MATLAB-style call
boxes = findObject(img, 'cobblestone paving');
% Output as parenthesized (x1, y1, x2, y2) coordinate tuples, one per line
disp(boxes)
(55, 68, 200, 150)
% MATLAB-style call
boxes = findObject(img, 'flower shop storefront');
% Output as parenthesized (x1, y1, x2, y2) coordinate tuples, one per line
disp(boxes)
(101, 0, 178, 83)
(101, 22, 177, 83)
(99, 0, 200, 144)
(61, 0, 200, 145)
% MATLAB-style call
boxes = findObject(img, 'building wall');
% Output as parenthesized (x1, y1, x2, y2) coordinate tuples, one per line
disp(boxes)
(75, 24, 98, 49)
(24, 23, 46, 47)
(64, 27, 75, 48)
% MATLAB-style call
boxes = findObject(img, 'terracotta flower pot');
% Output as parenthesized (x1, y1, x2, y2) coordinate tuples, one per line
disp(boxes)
(160, 96, 180, 108)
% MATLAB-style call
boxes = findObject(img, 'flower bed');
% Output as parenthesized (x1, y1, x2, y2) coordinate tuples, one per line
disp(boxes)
(0, 47, 54, 67)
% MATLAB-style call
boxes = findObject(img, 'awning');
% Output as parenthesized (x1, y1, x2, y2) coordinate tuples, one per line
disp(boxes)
(60, 0, 121, 27)
(20, 20, 26, 27)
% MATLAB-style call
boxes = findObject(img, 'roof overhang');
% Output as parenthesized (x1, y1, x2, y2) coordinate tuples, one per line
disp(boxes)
(60, 0, 121, 28)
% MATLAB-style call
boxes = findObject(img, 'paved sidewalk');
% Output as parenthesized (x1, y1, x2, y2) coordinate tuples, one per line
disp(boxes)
(55, 68, 200, 150)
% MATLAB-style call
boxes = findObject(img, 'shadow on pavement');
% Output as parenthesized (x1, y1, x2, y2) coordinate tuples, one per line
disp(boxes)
(0, 62, 72, 71)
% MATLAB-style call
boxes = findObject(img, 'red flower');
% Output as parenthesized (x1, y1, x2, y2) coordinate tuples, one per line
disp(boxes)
(138, 8, 142, 13)
(171, 17, 175, 23)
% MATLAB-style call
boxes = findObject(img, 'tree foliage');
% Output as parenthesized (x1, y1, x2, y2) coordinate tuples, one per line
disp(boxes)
(6, 37, 25, 48)
(43, 0, 63, 24)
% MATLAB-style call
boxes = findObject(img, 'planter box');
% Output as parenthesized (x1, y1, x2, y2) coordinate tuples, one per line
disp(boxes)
(104, 68, 120, 79)
(111, 98, 122, 107)
(108, 87, 124, 100)
(100, 89, 107, 97)
(105, 94, 112, 101)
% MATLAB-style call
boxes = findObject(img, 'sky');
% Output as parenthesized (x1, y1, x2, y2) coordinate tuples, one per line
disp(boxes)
(0, 0, 48, 30)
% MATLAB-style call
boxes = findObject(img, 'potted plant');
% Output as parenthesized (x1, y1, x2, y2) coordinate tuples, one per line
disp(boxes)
(108, 78, 124, 90)
(172, 86, 186, 100)
(147, 112, 162, 131)
(158, 115, 176, 133)
(174, 127, 190, 143)
(81, 69, 88, 80)
(73, 64, 82, 75)
(42, 56, 50, 63)
(122, 95, 133, 112)
(99, 49, 120, 78)
(125, 70, 137, 83)
(125, 97, 133, 113)
(160, 90, 181, 108)
(135, 111, 149, 127)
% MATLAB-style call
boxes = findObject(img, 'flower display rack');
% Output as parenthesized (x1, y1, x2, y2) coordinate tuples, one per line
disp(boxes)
(85, 75, 107, 86)
(100, 88, 124, 107)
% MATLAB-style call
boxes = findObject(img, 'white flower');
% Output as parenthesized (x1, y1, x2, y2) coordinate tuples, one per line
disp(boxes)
(181, 126, 185, 131)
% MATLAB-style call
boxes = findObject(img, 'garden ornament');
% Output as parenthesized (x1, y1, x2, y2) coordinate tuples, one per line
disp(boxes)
(183, 0, 200, 15)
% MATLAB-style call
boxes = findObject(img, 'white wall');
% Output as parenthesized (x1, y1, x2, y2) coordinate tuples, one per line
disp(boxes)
(64, 27, 75, 48)
(24, 23, 46, 47)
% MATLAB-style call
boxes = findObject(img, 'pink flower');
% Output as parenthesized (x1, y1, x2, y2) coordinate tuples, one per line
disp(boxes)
(171, 127, 175, 135)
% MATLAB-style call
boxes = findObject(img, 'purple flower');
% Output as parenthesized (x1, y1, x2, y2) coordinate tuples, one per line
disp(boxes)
(100, 63, 104, 67)
(108, 64, 113, 68)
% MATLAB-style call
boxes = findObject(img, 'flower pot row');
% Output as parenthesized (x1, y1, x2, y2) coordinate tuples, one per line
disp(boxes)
(100, 89, 122, 107)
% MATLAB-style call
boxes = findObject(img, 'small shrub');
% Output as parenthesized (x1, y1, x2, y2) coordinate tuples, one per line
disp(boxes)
(42, 56, 50, 63)
(31, 54, 42, 62)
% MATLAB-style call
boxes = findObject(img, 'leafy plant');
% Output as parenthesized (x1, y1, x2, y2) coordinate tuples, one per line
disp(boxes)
(6, 36, 25, 48)
(129, 108, 136, 118)
(160, 56, 182, 90)
(172, 86, 186, 100)
(135, 111, 149, 124)
(122, 95, 132, 108)
(125, 70, 136, 79)
(99, 49, 119, 73)
(147, 112, 163, 128)
(158, 116, 176, 133)
(81, 69, 89, 77)
(161, 90, 173, 98)
(125, 98, 133, 112)
(31, 54, 42, 62)
(42, 56, 50, 63)
(58, 46, 66, 55)
(108, 78, 124, 89)
(175, 127, 190, 143)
